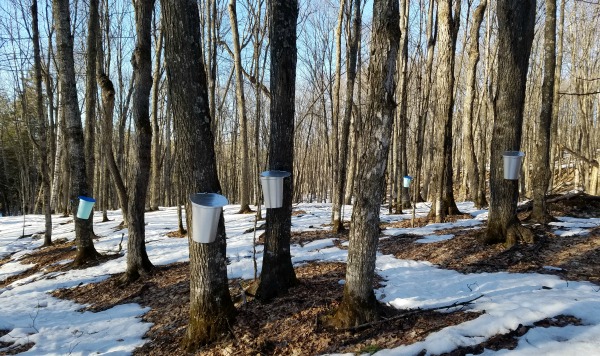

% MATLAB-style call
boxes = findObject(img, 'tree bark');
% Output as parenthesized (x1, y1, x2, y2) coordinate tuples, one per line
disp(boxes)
(550, 0, 565, 190)
(327, 0, 400, 328)
(85, 0, 99, 201)
(255, 0, 299, 302)
(529, 0, 557, 223)
(96, 9, 129, 222)
(397, 0, 410, 211)
(484, 0, 536, 246)
(31, 0, 52, 246)
(124, 0, 156, 282)
(333, 0, 361, 231)
(228, 0, 253, 214)
(414, 0, 436, 210)
(331, 0, 346, 231)
(161, 0, 235, 348)
(150, 24, 163, 211)
(52, 0, 99, 264)
(460, 0, 486, 204)
(430, 0, 461, 223)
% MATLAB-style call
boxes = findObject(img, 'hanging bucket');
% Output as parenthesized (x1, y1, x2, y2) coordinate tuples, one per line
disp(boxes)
(503, 151, 525, 180)
(190, 193, 228, 244)
(260, 170, 291, 208)
(76, 196, 96, 219)
(403, 176, 413, 188)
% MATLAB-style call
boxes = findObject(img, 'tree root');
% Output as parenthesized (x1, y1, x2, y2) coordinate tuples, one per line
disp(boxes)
(526, 210, 557, 224)
(237, 206, 255, 214)
(335, 295, 484, 332)
(505, 224, 536, 248)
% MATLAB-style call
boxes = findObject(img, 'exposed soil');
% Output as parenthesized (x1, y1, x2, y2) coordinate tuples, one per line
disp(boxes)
(0, 238, 121, 290)
(52, 262, 479, 356)
(380, 194, 600, 285)
(2, 193, 599, 355)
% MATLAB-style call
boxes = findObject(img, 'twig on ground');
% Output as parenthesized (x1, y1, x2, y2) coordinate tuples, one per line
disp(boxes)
(342, 295, 485, 332)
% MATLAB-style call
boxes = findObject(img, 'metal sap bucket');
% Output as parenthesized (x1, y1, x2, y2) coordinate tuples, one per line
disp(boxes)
(403, 175, 413, 188)
(260, 170, 291, 208)
(76, 196, 96, 219)
(503, 151, 525, 180)
(190, 193, 228, 244)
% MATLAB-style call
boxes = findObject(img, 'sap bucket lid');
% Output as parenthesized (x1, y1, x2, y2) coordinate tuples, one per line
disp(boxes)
(503, 151, 525, 157)
(78, 196, 96, 203)
(260, 170, 291, 178)
(190, 193, 228, 208)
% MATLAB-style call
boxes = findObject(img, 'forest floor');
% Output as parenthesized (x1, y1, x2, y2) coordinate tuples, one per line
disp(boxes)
(1, 193, 599, 355)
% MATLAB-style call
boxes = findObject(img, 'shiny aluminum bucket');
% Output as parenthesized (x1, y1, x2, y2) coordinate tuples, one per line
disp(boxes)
(503, 151, 525, 180)
(190, 193, 228, 243)
(260, 170, 291, 208)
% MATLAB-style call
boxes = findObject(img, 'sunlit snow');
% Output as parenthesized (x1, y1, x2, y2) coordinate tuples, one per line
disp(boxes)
(1, 201, 599, 355)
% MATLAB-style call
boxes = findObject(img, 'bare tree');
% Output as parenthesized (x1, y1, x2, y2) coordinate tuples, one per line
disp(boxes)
(29, 0, 52, 246)
(95, 0, 129, 224)
(255, 0, 299, 302)
(52, 0, 99, 264)
(332, 0, 362, 231)
(529, 0, 557, 223)
(228, 0, 253, 213)
(84, 0, 99, 202)
(331, 0, 346, 232)
(161, 0, 235, 348)
(396, 0, 410, 211)
(149, 16, 163, 211)
(430, 0, 462, 222)
(483, 0, 536, 246)
(460, 0, 486, 206)
(413, 0, 437, 210)
(550, 0, 565, 188)
(326, 0, 399, 328)
(123, 0, 156, 282)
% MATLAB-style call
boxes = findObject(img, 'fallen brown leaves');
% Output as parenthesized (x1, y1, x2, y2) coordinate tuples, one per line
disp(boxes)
(0, 238, 120, 290)
(51, 261, 477, 356)
(6, 193, 599, 355)
(0, 329, 34, 355)
(380, 224, 600, 285)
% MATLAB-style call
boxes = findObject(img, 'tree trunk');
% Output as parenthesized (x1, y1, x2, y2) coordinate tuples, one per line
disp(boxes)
(255, 0, 299, 302)
(150, 26, 163, 211)
(460, 0, 486, 203)
(333, 0, 361, 231)
(50, 83, 62, 213)
(252, 2, 265, 220)
(414, 0, 436, 210)
(31, 0, 52, 246)
(331, 0, 346, 231)
(345, 39, 362, 206)
(529, 0, 557, 223)
(97, 30, 129, 222)
(228, 0, 253, 214)
(430, 0, 461, 223)
(85, 0, 99, 202)
(52, 0, 99, 264)
(484, 0, 536, 246)
(327, 0, 400, 329)
(550, 0, 565, 190)
(398, 0, 410, 211)
(124, 0, 156, 282)
(161, 0, 235, 348)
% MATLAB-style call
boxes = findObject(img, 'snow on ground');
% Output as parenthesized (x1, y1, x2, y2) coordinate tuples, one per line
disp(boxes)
(1, 202, 599, 355)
